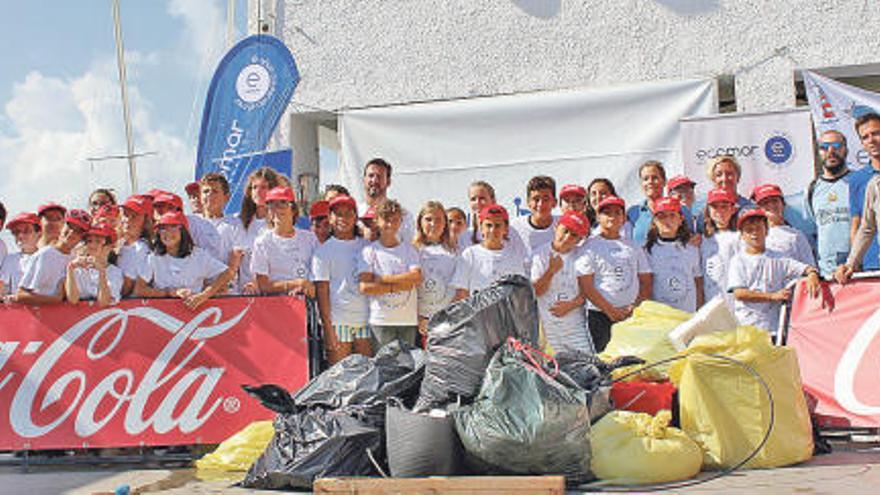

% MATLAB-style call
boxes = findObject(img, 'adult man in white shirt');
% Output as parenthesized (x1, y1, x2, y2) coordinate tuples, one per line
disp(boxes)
(358, 158, 416, 244)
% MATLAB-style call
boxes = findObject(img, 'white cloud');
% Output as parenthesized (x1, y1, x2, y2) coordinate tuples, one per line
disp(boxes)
(167, 0, 227, 78)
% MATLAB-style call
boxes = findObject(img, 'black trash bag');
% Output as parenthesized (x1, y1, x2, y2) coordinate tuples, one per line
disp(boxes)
(241, 384, 298, 414)
(453, 340, 593, 483)
(554, 351, 645, 423)
(415, 275, 539, 411)
(386, 398, 462, 477)
(241, 407, 383, 490)
(295, 340, 426, 421)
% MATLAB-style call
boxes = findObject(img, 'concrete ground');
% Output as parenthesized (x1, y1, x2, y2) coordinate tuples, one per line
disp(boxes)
(1, 444, 878, 494)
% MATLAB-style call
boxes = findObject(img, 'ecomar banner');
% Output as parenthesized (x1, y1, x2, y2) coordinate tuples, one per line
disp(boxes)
(0, 296, 308, 449)
(786, 276, 880, 428)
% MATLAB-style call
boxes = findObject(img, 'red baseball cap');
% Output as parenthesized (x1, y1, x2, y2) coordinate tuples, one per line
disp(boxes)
(652, 196, 682, 215)
(65, 209, 92, 231)
(37, 202, 66, 217)
(479, 204, 509, 222)
(144, 189, 167, 199)
(122, 195, 153, 216)
(559, 210, 590, 237)
(184, 181, 201, 196)
(666, 175, 696, 194)
(155, 211, 189, 230)
(361, 206, 376, 220)
(266, 186, 295, 203)
(559, 184, 587, 200)
(329, 195, 357, 212)
(6, 212, 40, 231)
(87, 222, 117, 244)
(706, 188, 737, 206)
(309, 200, 330, 219)
(751, 184, 784, 203)
(737, 208, 769, 229)
(597, 196, 626, 212)
(95, 204, 119, 220)
(153, 192, 184, 211)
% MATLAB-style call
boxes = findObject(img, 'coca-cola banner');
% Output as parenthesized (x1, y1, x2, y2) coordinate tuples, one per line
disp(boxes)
(787, 276, 880, 428)
(0, 296, 309, 449)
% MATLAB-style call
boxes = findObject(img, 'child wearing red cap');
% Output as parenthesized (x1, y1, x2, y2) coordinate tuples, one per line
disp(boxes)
(413, 201, 459, 339)
(64, 223, 123, 307)
(452, 203, 528, 298)
(559, 184, 588, 216)
(752, 184, 816, 266)
(16, 209, 91, 305)
(358, 199, 423, 347)
(235, 167, 286, 295)
(644, 197, 703, 312)
(531, 210, 593, 354)
(37, 202, 66, 249)
(700, 188, 740, 306)
(118, 195, 154, 297)
(153, 191, 224, 263)
(251, 186, 319, 297)
(135, 212, 240, 310)
(0, 213, 41, 299)
(312, 195, 371, 364)
(727, 208, 820, 337)
(184, 181, 204, 216)
(576, 197, 652, 352)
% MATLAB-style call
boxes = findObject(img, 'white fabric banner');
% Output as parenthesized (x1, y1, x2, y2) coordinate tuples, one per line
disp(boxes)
(803, 70, 879, 170)
(339, 79, 716, 215)
(680, 109, 815, 197)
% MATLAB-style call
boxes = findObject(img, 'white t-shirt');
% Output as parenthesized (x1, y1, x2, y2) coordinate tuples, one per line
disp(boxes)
(458, 226, 529, 259)
(312, 237, 370, 327)
(357, 202, 416, 245)
(207, 215, 241, 263)
(451, 242, 529, 293)
(510, 215, 558, 253)
(139, 247, 227, 293)
(117, 239, 151, 280)
(590, 222, 633, 240)
(250, 229, 318, 282)
(530, 242, 592, 354)
(726, 251, 809, 335)
(19, 245, 70, 297)
(358, 240, 421, 326)
(701, 230, 739, 306)
(72, 265, 124, 303)
(575, 236, 652, 310)
(0, 239, 7, 267)
(187, 214, 223, 261)
(646, 240, 701, 313)
(417, 244, 459, 319)
(0, 252, 34, 296)
(766, 225, 816, 267)
(233, 216, 268, 290)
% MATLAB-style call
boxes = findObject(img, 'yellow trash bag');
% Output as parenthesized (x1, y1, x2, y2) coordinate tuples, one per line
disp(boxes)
(600, 301, 691, 381)
(669, 326, 813, 470)
(196, 421, 274, 474)
(591, 410, 702, 485)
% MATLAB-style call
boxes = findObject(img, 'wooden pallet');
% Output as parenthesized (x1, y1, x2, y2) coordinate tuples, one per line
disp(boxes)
(313, 475, 566, 495)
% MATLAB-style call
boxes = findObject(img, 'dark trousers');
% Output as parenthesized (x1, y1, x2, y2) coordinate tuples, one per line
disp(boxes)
(588, 310, 613, 353)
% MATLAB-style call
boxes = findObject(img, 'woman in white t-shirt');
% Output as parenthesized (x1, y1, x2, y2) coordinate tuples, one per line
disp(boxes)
(700, 188, 740, 305)
(118, 195, 154, 297)
(0, 212, 42, 300)
(452, 204, 528, 299)
(251, 186, 318, 296)
(135, 212, 239, 310)
(313, 195, 371, 364)
(413, 201, 459, 338)
(644, 197, 703, 313)
(65, 222, 124, 306)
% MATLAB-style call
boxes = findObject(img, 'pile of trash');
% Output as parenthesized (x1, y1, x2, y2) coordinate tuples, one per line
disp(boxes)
(196, 278, 816, 489)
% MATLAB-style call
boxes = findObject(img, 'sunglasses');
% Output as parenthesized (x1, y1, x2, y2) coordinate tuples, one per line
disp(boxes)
(819, 141, 844, 151)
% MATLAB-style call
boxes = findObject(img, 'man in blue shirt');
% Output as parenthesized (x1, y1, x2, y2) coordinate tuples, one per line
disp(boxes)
(848, 113, 880, 271)
(804, 130, 853, 277)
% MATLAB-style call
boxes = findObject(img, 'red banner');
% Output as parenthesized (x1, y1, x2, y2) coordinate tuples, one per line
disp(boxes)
(0, 296, 309, 449)
(787, 276, 880, 428)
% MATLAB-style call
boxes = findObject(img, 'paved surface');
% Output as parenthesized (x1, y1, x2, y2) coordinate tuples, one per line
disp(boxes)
(1, 446, 879, 494)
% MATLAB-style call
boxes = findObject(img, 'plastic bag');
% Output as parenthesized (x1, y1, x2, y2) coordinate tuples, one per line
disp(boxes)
(415, 275, 540, 411)
(601, 301, 691, 381)
(669, 325, 814, 470)
(241, 408, 383, 489)
(386, 399, 462, 477)
(454, 340, 593, 483)
(591, 410, 702, 485)
(554, 350, 645, 423)
(196, 421, 275, 474)
(667, 296, 738, 351)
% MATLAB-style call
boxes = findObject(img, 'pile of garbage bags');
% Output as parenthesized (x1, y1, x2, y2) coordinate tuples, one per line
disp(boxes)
(196, 281, 817, 489)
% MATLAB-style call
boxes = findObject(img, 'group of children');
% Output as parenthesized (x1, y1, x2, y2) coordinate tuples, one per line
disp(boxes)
(0, 159, 824, 364)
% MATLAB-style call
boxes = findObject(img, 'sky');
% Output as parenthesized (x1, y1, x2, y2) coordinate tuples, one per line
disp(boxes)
(0, 0, 337, 219)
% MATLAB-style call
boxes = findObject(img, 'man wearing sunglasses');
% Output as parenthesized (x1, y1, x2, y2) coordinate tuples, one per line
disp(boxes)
(804, 130, 852, 278)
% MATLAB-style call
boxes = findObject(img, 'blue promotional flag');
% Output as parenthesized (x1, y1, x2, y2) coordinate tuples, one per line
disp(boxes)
(225, 148, 293, 215)
(196, 35, 299, 181)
